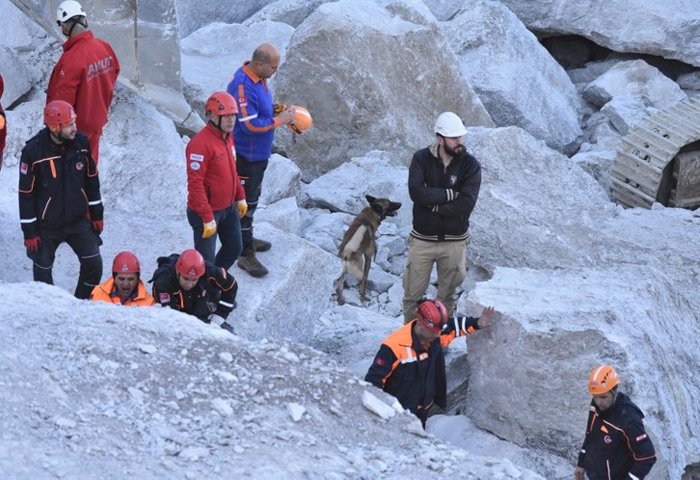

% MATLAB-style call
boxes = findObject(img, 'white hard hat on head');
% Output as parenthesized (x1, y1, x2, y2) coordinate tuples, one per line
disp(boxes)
(57, 0, 86, 23)
(435, 112, 467, 138)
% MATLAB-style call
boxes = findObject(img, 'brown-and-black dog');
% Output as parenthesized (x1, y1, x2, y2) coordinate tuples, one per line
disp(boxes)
(334, 195, 401, 304)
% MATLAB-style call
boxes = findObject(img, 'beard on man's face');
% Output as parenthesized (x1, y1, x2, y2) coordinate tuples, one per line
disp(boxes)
(443, 143, 466, 159)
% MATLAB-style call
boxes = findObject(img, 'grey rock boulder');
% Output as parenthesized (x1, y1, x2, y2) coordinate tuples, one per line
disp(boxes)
(583, 60, 687, 109)
(273, 0, 493, 179)
(444, 0, 581, 153)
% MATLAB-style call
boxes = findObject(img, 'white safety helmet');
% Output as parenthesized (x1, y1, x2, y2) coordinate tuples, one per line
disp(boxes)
(434, 112, 467, 138)
(57, 0, 86, 24)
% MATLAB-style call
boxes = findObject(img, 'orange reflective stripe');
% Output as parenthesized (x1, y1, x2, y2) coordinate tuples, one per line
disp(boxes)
(49, 159, 56, 178)
(603, 420, 656, 462)
(237, 84, 276, 133)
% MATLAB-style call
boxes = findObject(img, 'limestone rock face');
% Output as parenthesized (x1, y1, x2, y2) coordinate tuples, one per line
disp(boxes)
(491, 0, 700, 68)
(99, 90, 187, 219)
(244, 0, 327, 28)
(232, 224, 338, 344)
(583, 60, 687, 109)
(259, 153, 303, 206)
(273, 0, 493, 179)
(464, 265, 698, 479)
(444, 0, 581, 153)
(181, 21, 294, 112)
(10, 0, 203, 132)
(174, 0, 277, 37)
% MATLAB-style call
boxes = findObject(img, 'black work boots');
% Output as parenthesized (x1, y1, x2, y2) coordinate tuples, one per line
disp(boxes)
(237, 238, 271, 277)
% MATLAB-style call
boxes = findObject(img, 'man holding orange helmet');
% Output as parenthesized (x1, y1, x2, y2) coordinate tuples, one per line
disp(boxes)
(91, 251, 154, 306)
(151, 249, 238, 332)
(227, 42, 297, 278)
(365, 299, 494, 427)
(186, 91, 247, 272)
(575, 365, 656, 480)
(18, 100, 103, 299)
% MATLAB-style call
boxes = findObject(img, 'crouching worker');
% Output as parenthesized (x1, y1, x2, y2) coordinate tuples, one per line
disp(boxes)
(151, 249, 237, 333)
(365, 299, 494, 427)
(91, 251, 155, 306)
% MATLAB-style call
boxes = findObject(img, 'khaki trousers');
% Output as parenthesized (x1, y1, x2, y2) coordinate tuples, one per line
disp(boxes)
(402, 236, 469, 324)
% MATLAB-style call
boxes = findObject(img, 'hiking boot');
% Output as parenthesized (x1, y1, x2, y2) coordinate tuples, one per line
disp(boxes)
(238, 248, 269, 277)
(252, 237, 271, 252)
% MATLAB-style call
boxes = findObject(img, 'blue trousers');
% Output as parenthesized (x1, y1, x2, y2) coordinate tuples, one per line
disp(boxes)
(187, 204, 242, 271)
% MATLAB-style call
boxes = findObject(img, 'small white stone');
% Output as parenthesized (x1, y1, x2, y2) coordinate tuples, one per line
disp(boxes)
(287, 403, 306, 422)
(139, 345, 157, 354)
(219, 352, 233, 363)
(212, 398, 233, 416)
(362, 391, 395, 420)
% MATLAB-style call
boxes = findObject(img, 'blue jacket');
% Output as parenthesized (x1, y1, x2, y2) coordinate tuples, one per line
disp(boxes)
(227, 62, 280, 161)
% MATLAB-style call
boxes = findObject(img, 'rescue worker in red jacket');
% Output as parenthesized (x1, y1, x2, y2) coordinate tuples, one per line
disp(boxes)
(575, 365, 656, 480)
(91, 251, 155, 306)
(365, 299, 494, 427)
(186, 92, 247, 271)
(47, 0, 120, 165)
(0, 73, 6, 171)
(19, 100, 104, 299)
(151, 249, 238, 333)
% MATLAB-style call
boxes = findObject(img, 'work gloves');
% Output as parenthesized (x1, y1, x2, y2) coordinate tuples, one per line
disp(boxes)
(273, 103, 288, 117)
(24, 236, 40, 252)
(92, 220, 104, 234)
(209, 314, 234, 334)
(237, 200, 248, 219)
(202, 220, 217, 239)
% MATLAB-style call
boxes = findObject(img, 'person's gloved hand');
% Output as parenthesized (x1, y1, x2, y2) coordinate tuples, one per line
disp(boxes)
(237, 200, 248, 219)
(202, 220, 217, 239)
(24, 236, 40, 252)
(208, 313, 226, 326)
(92, 220, 104, 234)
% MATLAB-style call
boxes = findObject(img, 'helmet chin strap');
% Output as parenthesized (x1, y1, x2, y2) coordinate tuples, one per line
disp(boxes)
(209, 116, 223, 131)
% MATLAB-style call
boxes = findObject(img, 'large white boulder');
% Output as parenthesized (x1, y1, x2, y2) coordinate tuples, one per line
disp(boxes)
(444, 0, 581, 153)
(273, 0, 493, 178)
(99, 89, 187, 219)
(0, 47, 34, 107)
(489, 0, 700, 68)
(244, 0, 327, 28)
(259, 153, 302, 206)
(463, 265, 699, 479)
(174, 0, 278, 37)
(583, 60, 687, 109)
(231, 223, 338, 343)
(180, 21, 294, 110)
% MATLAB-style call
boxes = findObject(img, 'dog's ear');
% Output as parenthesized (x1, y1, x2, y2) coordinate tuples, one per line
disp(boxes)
(365, 194, 376, 205)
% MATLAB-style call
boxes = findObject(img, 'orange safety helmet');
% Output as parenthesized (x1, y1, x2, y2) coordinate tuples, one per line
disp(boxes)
(588, 365, 620, 395)
(176, 249, 206, 279)
(205, 91, 238, 116)
(286, 106, 312, 134)
(44, 100, 76, 133)
(416, 299, 448, 333)
(112, 251, 140, 275)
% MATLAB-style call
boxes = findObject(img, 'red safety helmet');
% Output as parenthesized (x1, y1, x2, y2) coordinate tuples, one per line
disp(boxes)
(588, 365, 620, 395)
(44, 100, 76, 133)
(205, 91, 238, 116)
(176, 249, 205, 279)
(416, 299, 448, 333)
(112, 251, 140, 275)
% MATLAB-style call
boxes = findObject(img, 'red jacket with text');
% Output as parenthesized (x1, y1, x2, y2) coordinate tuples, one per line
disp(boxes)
(46, 31, 119, 136)
(186, 123, 246, 223)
